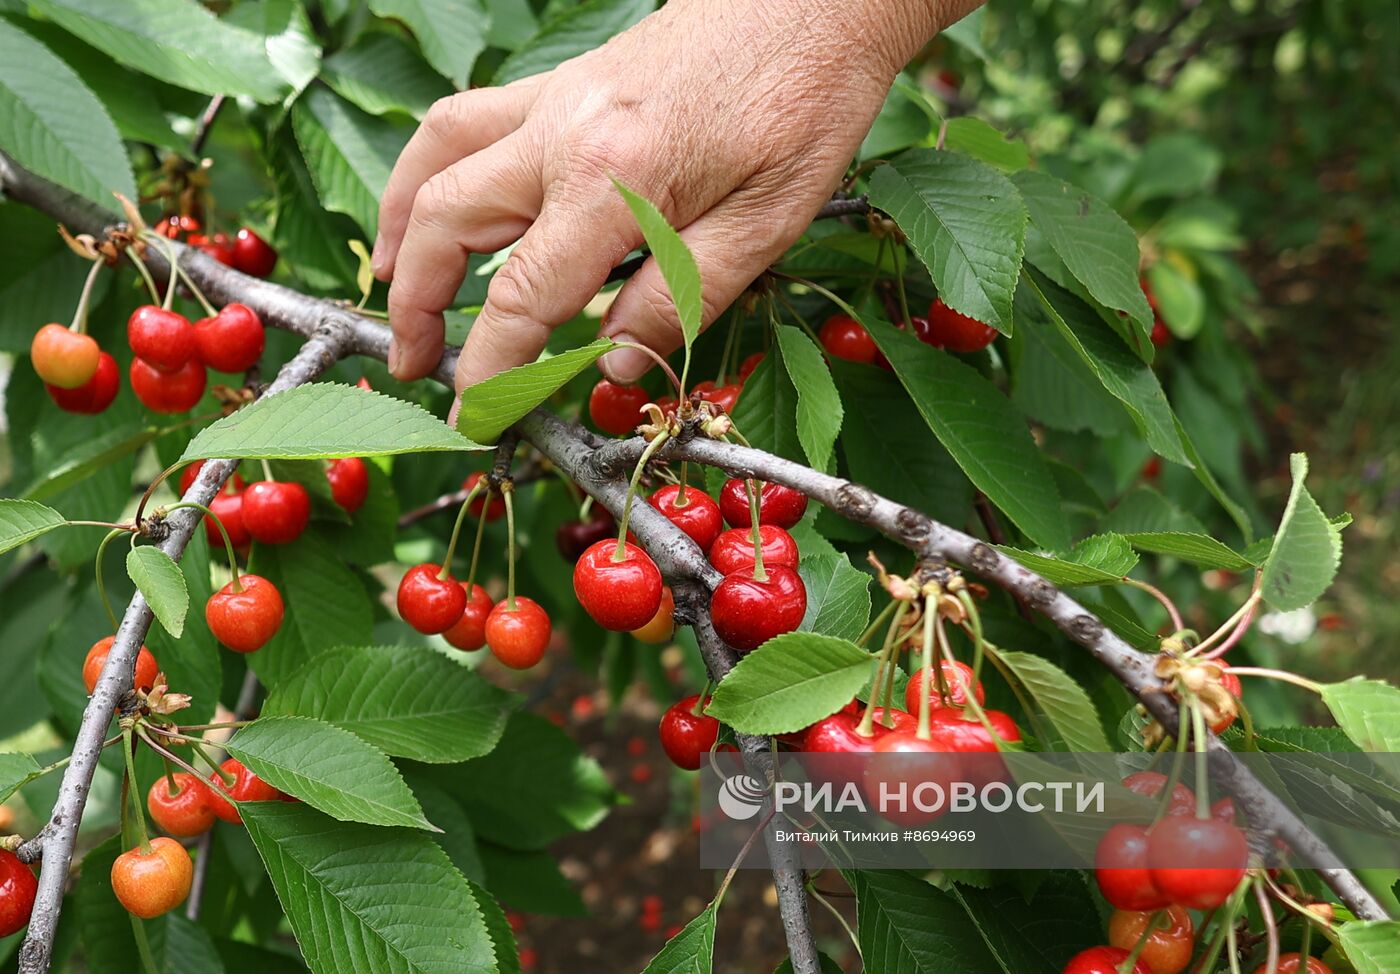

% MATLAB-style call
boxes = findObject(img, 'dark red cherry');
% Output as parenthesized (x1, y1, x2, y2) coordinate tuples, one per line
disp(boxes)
(130, 357, 206, 413)
(463, 472, 505, 520)
(708, 525, 799, 575)
(396, 564, 468, 634)
(710, 565, 806, 651)
(649, 485, 723, 551)
(1147, 816, 1249, 909)
(555, 506, 616, 562)
(45, 351, 119, 414)
(718, 478, 808, 529)
(194, 303, 265, 373)
(326, 458, 370, 514)
(128, 306, 197, 372)
(818, 314, 879, 364)
(573, 540, 663, 631)
(240, 481, 310, 544)
(232, 227, 277, 278)
(588, 379, 651, 436)
(925, 299, 998, 353)
(659, 694, 720, 770)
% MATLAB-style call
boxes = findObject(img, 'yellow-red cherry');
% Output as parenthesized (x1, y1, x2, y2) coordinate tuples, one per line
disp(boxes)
(206, 574, 285, 653)
(485, 596, 552, 669)
(31, 324, 100, 388)
(83, 637, 159, 695)
(111, 837, 192, 919)
(631, 586, 676, 645)
(1062, 946, 1151, 974)
(573, 540, 664, 631)
(1109, 904, 1194, 974)
(146, 773, 217, 838)
(210, 758, 279, 824)
(397, 564, 468, 634)
(1252, 955, 1332, 974)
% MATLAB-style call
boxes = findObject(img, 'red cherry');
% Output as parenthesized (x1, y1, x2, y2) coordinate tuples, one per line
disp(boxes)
(180, 461, 246, 496)
(205, 574, 285, 653)
(659, 694, 719, 770)
(326, 457, 370, 514)
(194, 303, 265, 373)
(1095, 824, 1169, 911)
(397, 564, 468, 634)
(1147, 816, 1249, 909)
(1210, 797, 1237, 823)
(738, 352, 765, 381)
(241, 481, 310, 544)
(1062, 946, 1151, 974)
(463, 472, 506, 520)
(232, 227, 277, 278)
(1122, 771, 1196, 817)
(588, 379, 651, 435)
(925, 299, 998, 353)
(0, 849, 37, 937)
(926, 706, 1021, 752)
(865, 732, 962, 826)
(130, 356, 207, 413)
(155, 213, 200, 240)
(708, 525, 799, 575)
(127, 306, 197, 372)
(1151, 319, 1172, 347)
(699, 383, 741, 413)
(818, 314, 879, 364)
(573, 540, 664, 631)
(556, 506, 616, 562)
(206, 489, 251, 549)
(146, 773, 216, 838)
(443, 583, 493, 651)
(111, 837, 192, 919)
(631, 585, 676, 644)
(718, 478, 808, 529)
(1252, 956, 1332, 974)
(31, 323, 100, 388)
(1109, 904, 1194, 974)
(45, 350, 119, 414)
(189, 231, 236, 266)
(908, 315, 935, 346)
(1211, 670, 1243, 733)
(210, 758, 280, 824)
(801, 710, 910, 786)
(904, 660, 985, 711)
(83, 637, 159, 695)
(485, 596, 552, 669)
(649, 485, 723, 551)
(710, 565, 806, 651)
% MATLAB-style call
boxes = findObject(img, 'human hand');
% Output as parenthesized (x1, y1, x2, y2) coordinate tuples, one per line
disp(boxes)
(374, 0, 975, 396)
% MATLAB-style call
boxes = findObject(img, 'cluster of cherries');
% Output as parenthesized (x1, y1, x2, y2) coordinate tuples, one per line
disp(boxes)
(818, 298, 1000, 367)
(586, 353, 765, 437)
(156, 217, 279, 280)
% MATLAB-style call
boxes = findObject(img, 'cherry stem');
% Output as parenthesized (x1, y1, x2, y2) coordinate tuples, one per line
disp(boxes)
(745, 478, 768, 581)
(121, 726, 152, 854)
(857, 600, 899, 648)
(612, 341, 683, 399)
(916, 593, 937, 741)
(129, 913, 160, 974)
(857, 602, 909, 737)
(440, 478, 486, 580)
(713, 807, 775, 908)
(1222, 667, 1323, 694)
(162, 756, 178, 796)
(463, 494, 490, 591)
(1122, 576, 1185, 635)
(1225, 896, 1244, 974)
(95, 528, 127, 630)
(1191, 696, 1210, 819)
(614, 431, 670, 560)
(1192, 575, 1262, 656)
(173, 259, 217, 317)
(958, 590, 986, 688)
(691, 682, 712, 718)
(166, 501, 241, 591)
(1262, 872, 1337, 937)
(676, 461, 689, 506)
(804, 881, 860, 960)
(133, 460, 184, 527)
(149, 233, 180, 311)
(137, 725, 235, 787)
(715, 308, 740, 384)
(774, 289, 822, 348)
(260, 458, 274, 482)
(503, 483, 518, 612)
(126, 249, 162, 305)
(1254, 880, 1281, 974)
(893, 258, 913, 332)
(943, 630, 1007, 744)
(1202, 597, 1259, 660)
(68, 258, 105, 334)
(1119, 909, 1165, 974)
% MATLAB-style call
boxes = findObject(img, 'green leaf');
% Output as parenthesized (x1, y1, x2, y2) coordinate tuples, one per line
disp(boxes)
(731, 351, 803, 462)
(322, 31, 452, 119)
(468, 878, 521, 974)
(22, 425, 158, 502)
(272, 136, 359, 290)
(0, 19, 136, 212)
(944, 117, 1029, 172)
(265, 645, 514, 764)
(292, 86, 412, 238)
(707, 633, 872, 735)
(868, 149, 1027, 331)
(457, 338, 614, 443)
(853, 870, 999, 974)
(997, 534, 1138, 587)
(1015, 170, 1153, 331)
(1101, 487, 1206, 535)
(0, 499, 67, 555)
(227, 715, 433, 830)
(0, 207, 111, 353)
(29, 0, 288, 103)
(368, 0, 489, 88)
(613, 179, 704, 350)
(144, 529, 221, 724)
(1145, 259, 1205, 339)
(1320, 680, 1400, 752)
(640, 901, 717, 974)
(1260, 454, 1343, 610)
(242, 802, 497, 974)
(996, 651, 1111, 752)
(182, 384, 482, 462)
(125, 546, 188, 638)
(866, 318, 1070, 550)
(949, 873, 1103, 974)
(1339, 920, 1400, 974)
(774, 325, 842, 470)
(222, 0, 322, 95)
(941, 6, 988, 60)
(0, 753, 41, 804)
(1118, 531, 1255, 570)
(1128, 133, 1222, 204)
(476, 842, 586, 916)
(494, 0, 655, 86)
(799, 552, 872, 642)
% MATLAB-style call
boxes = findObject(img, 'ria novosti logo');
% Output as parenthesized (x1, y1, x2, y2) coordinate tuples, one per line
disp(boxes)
(717, 774, 767, 820)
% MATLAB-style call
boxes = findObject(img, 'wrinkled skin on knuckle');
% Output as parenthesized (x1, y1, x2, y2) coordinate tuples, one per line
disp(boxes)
(485, 253, 541, 324)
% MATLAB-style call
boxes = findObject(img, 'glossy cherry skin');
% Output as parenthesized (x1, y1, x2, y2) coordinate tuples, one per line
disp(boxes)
(1147, 816, 1249, 909)
(146, 773, 217, 837)
(926, 706, 1021, 752)
(699, 383, 741, 414)
(0, 849, 37, 937)
(588, 379, 651, 435)
(925, 299, 999, 353)
(130, 357, 207, 413)
(632, 585, 676, 644)
(710, 565, 806, 651)
(1109, 904, 1194, 974)
(1122, 771, 1196, 817)
(649, 485, 723, 551)
(1252, 955, 1332, 974)
(189, 231, 236, 266)
(865, 732, 963, 825)
(45, 351, 119, 413)
(485, 596, 552, 669)
(801, 709, 912, 786)
(659, 694, 720, 770)
(232, 227, 278, 278)
(206, 489, 251, 549)
(30, 323, 100, 388)
(738, 352, 765, 381)
(1095, 824, 1169, 911)
(904, 660, 986, 712)
(194, 303, 265, 373)
(206, 574, 285, 653)
(111, 837, 193, 919)
(718, 478, 809, 529)
(443, 583, 493, 651)
(397, 564, 468, 634)
(326, 457, 370, 514)
(83, 637, 159, 695)
(573, 540, 664, 631)
(818, 314, 879, 364)
(210, 758, 280, 823)
(1062, 946, 1151, 974)
(463, 472, 506, 520)
(556, 507, 616, 562)
(180, 460, 246, 496)
(127, 306, 197, 371)
(708, 525, 799, 575)
(241, 481, 310, 544)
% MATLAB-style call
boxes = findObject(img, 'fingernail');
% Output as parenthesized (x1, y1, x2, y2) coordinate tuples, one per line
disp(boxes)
(387, 339, 400, 375)
(370, 236, 385, 275)
(600, 334, 649, 384)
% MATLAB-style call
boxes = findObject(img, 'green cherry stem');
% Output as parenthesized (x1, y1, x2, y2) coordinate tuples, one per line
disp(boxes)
(136, 725, 235, 788)
(166, 501, 241, 591)
(745, 477, 767, 581)
(161, 756, 178, 796)
(892, 253, 914, 331)
(857, 602, 909, 737)
(1155, 697, 1192, 822)
(1223, 667, 1324, 694)
(172, 260, 217, 318)
(916, 593, 937, 740)
(614, 431, 670, 561)
(1119, 909, 1164, 974)
(856, 600, 900, 649)
(68, 258, 105, 334)
(259, 458, 274, 482)
(503, 483, 518, 612)
(957, 590, 986, 687)
(676, 460, 689, 506)
(130, 910, 160, 974)
(95, 528, 129, 630)
(463, 494, 490, 591)
(439, 478, 486, 579)
(126, 249, 162, 305)
(121, 725, 153, 854)
(1191, 696, 1211, 819)
(149, 234, 180, 311)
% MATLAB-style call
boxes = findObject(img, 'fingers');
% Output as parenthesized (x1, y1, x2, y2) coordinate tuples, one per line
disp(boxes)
(453, 181, 645, 392)
(386, 135, 543, 380)
(374, 84, 538, 279)
(598, 184, 812, 383)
